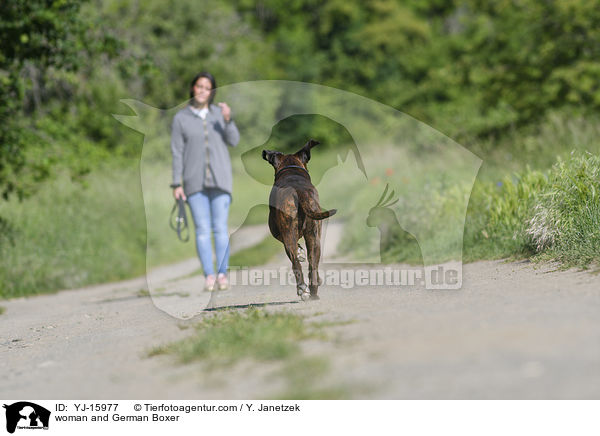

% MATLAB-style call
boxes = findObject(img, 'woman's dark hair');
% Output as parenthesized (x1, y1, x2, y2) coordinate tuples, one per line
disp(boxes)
(189, 71, 217, 105)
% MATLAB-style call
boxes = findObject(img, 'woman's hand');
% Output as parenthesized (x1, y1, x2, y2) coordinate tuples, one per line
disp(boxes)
(218, 102, 232, 122)
(173, 186, 186, 201)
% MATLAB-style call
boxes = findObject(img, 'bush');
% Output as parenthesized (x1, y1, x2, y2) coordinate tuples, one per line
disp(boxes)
(463, 151, 599, 267)
(527, 152, 600, 266)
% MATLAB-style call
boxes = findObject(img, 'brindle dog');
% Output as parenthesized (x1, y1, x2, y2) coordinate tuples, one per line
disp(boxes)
(262, 139, 337, 301)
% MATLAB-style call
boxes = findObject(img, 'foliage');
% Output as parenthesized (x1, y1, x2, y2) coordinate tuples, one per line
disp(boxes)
(434, 0, 600, 136)
(4, 0, 600, 200)
(0, 0, 120, 199)
(230, 0, 600, 141)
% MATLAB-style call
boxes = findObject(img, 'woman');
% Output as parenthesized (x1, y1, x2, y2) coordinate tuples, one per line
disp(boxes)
(170, 72, 240, 291)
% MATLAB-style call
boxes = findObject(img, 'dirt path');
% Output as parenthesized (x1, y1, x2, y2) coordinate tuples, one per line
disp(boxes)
(1, 221, 599, 399)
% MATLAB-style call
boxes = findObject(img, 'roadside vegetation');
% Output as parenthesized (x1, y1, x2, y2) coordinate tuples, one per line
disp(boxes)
(464, 151, 600, 268)
(149, 308, 319, 366)
(148, 307, 354, 398)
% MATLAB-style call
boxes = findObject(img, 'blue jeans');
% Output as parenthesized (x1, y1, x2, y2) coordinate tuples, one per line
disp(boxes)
(187, 189, 231, 276)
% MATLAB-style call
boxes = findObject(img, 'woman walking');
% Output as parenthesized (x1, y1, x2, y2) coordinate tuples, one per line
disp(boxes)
(170, 72, 240, 291)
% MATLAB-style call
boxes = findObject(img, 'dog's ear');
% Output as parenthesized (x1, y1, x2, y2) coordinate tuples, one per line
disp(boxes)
(295, 139, 320, 164)
(262, 150, 282, 167)
(305, 139, 320, 149)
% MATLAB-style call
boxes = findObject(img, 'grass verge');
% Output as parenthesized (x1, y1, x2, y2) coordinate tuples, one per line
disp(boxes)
(148, 307, 356, 398)
(148, 308, 321, 368)
(0, 166, 148, 299)
(462, 151, 600, 268)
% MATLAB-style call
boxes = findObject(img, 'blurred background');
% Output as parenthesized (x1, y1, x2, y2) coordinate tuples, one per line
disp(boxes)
(1, 0, 599, 298)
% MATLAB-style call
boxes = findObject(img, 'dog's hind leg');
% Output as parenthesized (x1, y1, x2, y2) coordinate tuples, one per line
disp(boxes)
(282, 229, 309, 301)
(297, 243, 306, 262)
(304, 221, 322, 300)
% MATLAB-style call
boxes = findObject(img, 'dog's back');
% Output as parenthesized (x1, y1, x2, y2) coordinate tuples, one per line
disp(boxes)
(269, 172, 335, 228)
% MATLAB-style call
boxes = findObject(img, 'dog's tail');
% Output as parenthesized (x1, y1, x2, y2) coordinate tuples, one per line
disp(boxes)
(298, 191, 337, 220)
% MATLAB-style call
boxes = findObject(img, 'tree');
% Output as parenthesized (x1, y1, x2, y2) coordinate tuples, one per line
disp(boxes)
(0, 0, 93, 199)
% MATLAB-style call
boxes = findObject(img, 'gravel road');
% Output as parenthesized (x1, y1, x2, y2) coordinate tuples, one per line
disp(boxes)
(1, 222, 599, 399)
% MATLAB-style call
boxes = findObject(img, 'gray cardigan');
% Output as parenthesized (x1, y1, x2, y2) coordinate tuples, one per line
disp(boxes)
(170, 104, 240, 197)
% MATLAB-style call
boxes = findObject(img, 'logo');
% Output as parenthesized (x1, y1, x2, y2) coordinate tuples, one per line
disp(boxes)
(113, 80, 481, 317)
(3, 402, 50, 434)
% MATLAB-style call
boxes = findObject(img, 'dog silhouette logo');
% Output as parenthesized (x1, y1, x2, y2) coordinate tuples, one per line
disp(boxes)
(114, 79, 481, 316)
(3, 402, 50, 434)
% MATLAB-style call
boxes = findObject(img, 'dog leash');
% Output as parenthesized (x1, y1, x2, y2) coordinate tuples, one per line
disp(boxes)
(169, 197, 190, 242)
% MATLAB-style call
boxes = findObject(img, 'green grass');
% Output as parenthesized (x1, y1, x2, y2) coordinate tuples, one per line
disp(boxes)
(148, 307, 358, 399)
(148, 307, 322, 367)
(0, 306, 5, 315)
(0, 166, 147, 299)
(527, 152, 600, 267)
(462, 151, 600, 267)
(0, 159, 204, 299)
(462, 168, 548, 262)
